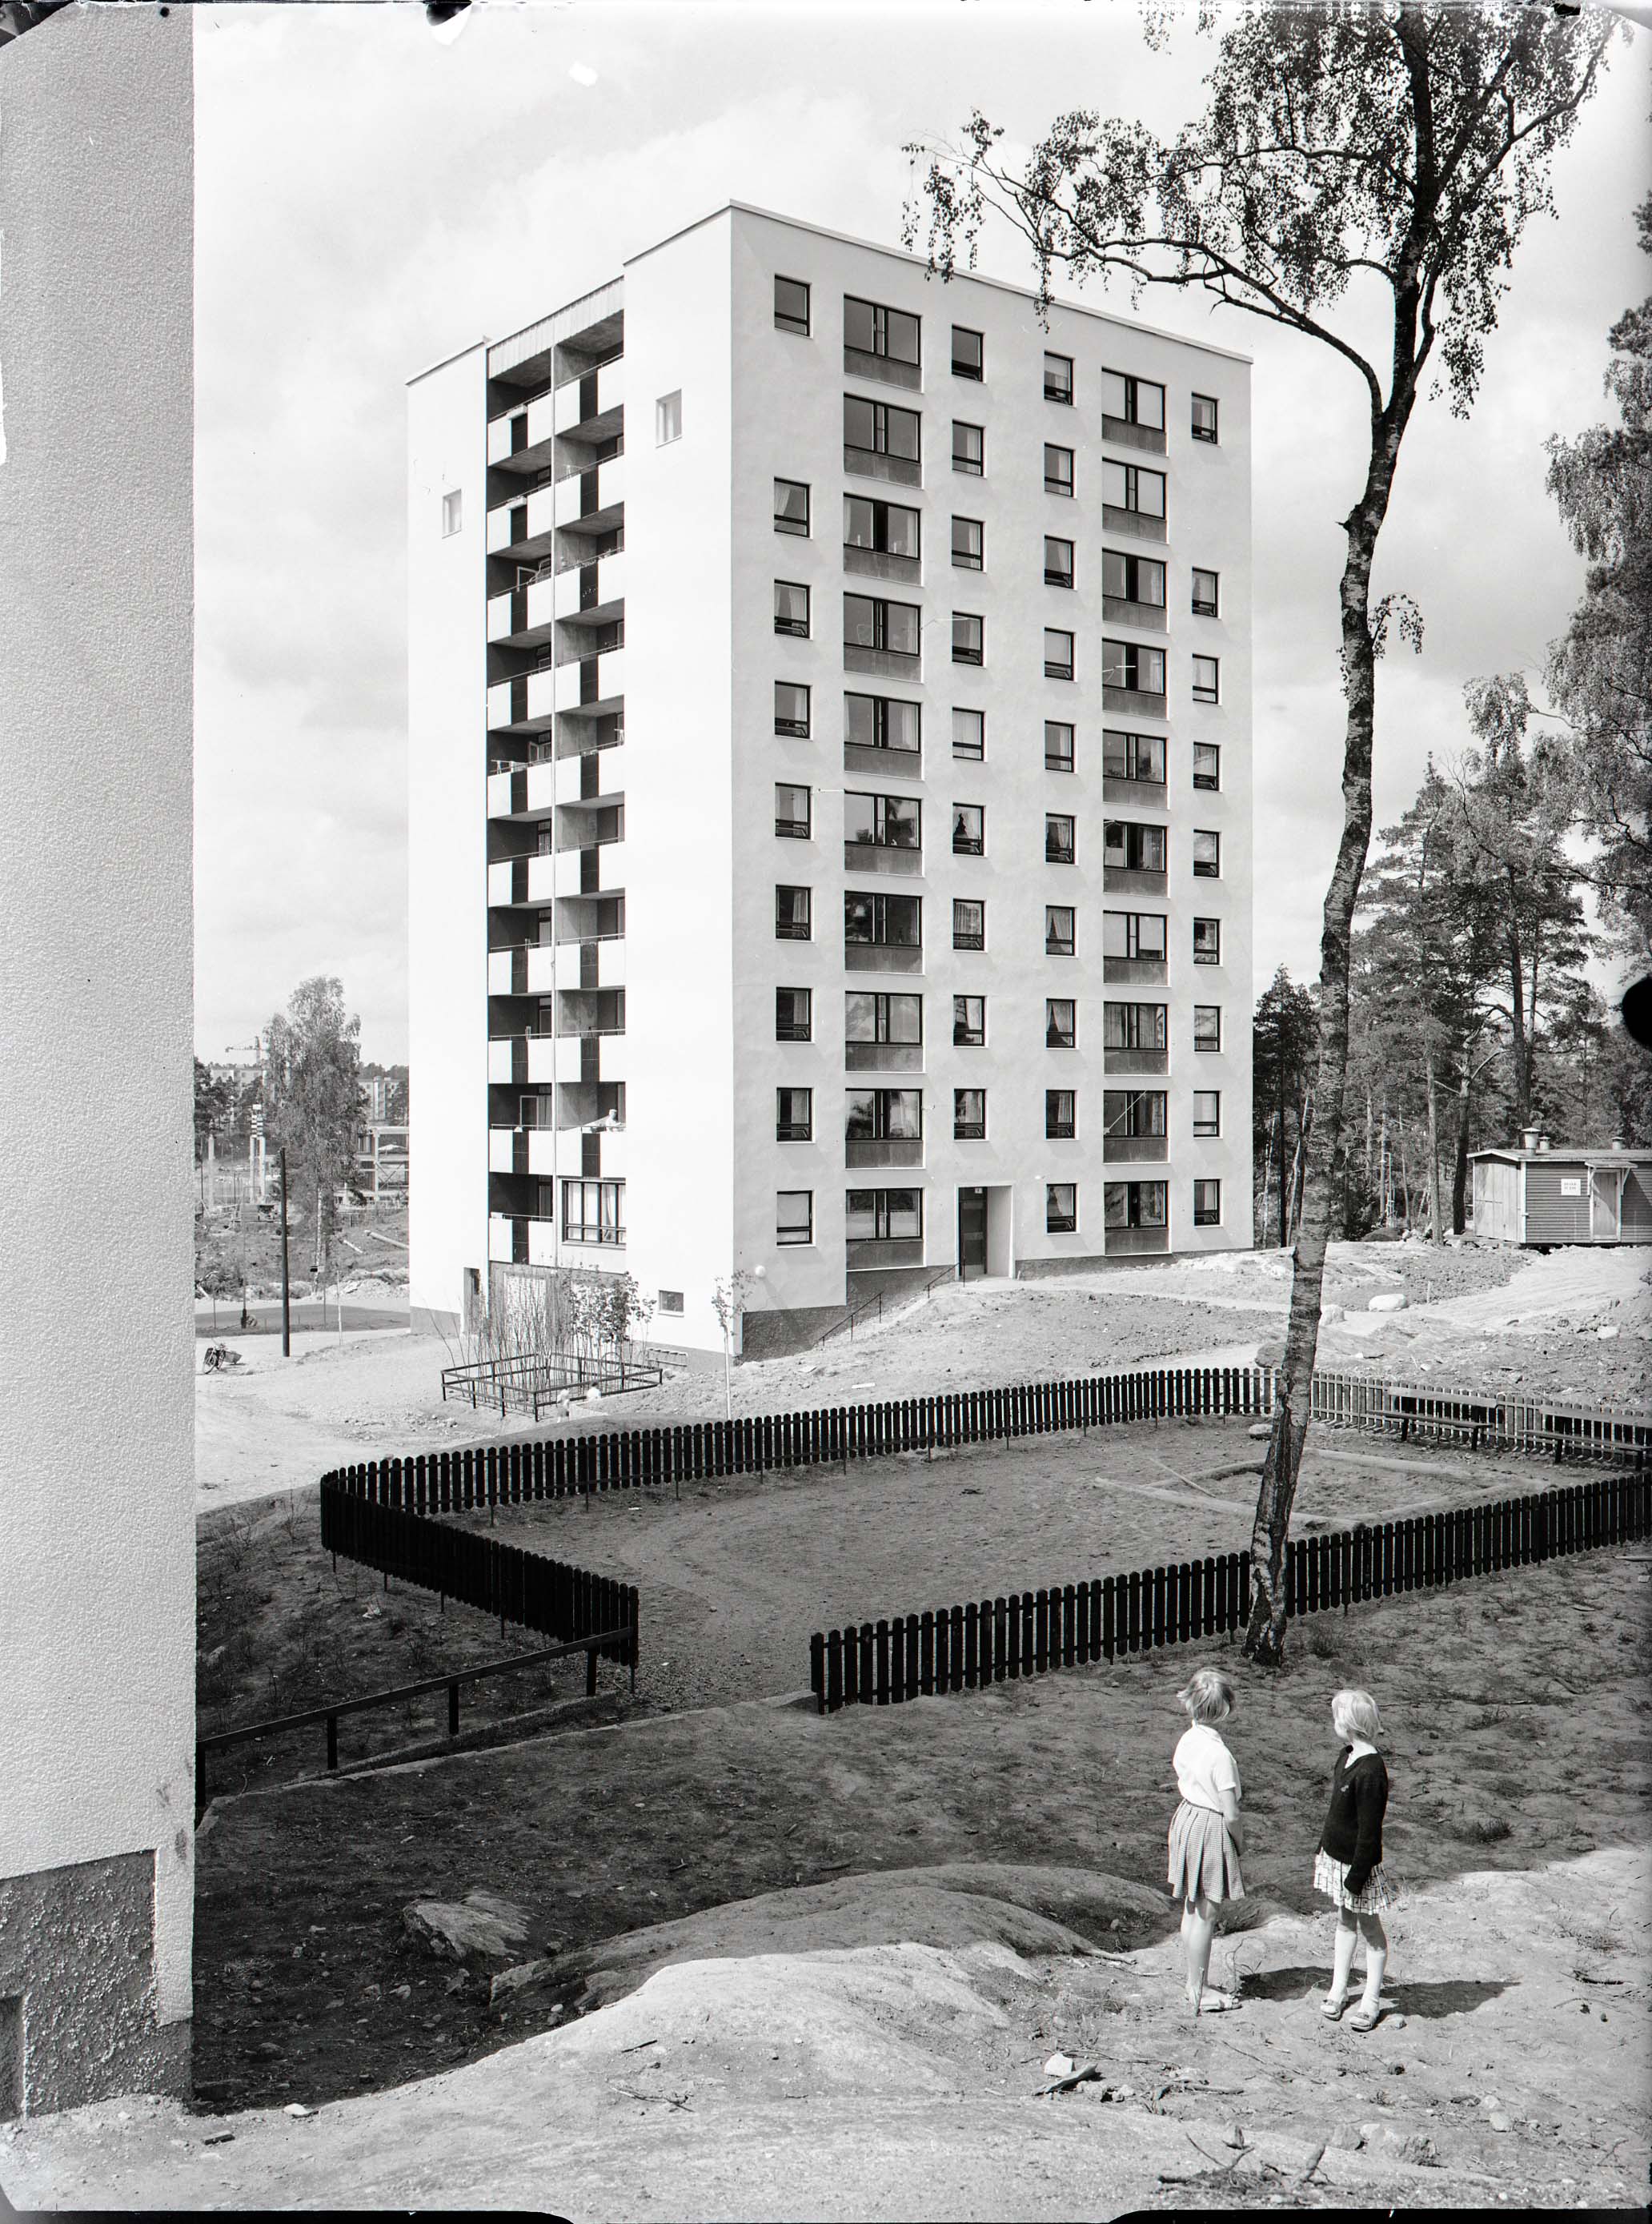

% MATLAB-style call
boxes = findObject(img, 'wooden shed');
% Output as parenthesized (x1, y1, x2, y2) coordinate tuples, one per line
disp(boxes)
(1470, 1133, 1652, 1246)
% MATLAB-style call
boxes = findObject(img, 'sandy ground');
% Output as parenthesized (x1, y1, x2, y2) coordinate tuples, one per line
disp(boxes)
(194, 1241, 1650, 1514)
(13, 1547, 1649, 2214)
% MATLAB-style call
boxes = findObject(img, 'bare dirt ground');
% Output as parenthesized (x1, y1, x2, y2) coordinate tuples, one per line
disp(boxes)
(13, 1548, 1646, 2214)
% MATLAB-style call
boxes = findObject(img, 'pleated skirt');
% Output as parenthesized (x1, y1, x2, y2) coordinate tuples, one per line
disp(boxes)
(1313, 1847, 1396, 1913)
(1167, 1799, 1244, 1904)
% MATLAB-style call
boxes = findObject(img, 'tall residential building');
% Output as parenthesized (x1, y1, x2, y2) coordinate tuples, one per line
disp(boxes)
(409, 203, 1253, 1359)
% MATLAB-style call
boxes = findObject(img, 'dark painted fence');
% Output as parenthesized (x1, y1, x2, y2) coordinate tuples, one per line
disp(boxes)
(808, 1467, 1651, 1712)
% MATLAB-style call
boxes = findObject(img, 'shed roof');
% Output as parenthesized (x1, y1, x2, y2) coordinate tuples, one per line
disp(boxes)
(1470, 1146, 1652, 1166)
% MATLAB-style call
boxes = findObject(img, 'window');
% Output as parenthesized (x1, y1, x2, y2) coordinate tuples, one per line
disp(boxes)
(844, 592, 920, 660)
(844, 495, 920, 560)
(1192, 568, 1220, 617)
(1102, 459, 1166, 519)
(952, 326, 984, 380)
(845, 1187, 923, 1241)
(775, 782, 812, 839)
(952, 897, 985, 951)
(1105, 1179, 1167, 1230)
(440, 488, 463, 537)
(1046, 998, 1077, 1050)
(1191, 392, 1220, 444)
(775, 276, 812, 335)
(844, 889, 921, 948)
(1193, 829, 1221, 878)
(952, 803, 984, 857)
(1045, 1089, 1077, 1139)
(952, 612, 984, 665)
(1193, 1178, 1222, 1226)
(659, 1289, 685, 1315)
(845, 990, 923, 1045)
(1194, 1005, 1222, 1053)
(1045, 720, 1075, 773)
(776, 885, 812, 941)
(844, 395, 921, 471)
(774, 478, 811, 536)
(776, 986, 812, 1041)
(1044, 351, 1073, 404)
(1044, 443, 1074, 496)
(846, 1087, 922, 1142)
(777, 1190, 815, 1246)
(1044, 536, 1075, 589)
(1104, 911, 1168, 961)
(954, 1088, 986, 1140)
(1103, 549, 1166, 607)
(844, 295, 921, 371)
(844, 791, 920, 850)
(952, 420, 984, 476)
(1192, 655, 1221, 705)
(952, 516, 984, 570)
(774, 580, 810, 637)
(952, 708, 985, 761)
(1046, 1183, 1078, 1234)
(1101, 369, 1165, 433)
(845, 692, 920, 755)
(1044, 628, 1075, 680)
(1104, 1088, 1167, 1138)
(1045, 905, 1076, 957)
(1103, 640, 1166, 697)
(1103, 729, 1166, 784)
(776, 1086, 814, 1141)
(953, 995, 985, 1046)
(775, 680, 811, 737)
(1193, 741, 1221, 792)
(1193, 1090, 1221, 1138)
(1045, 813, 1076, 865)
(1105, 820, 1167, 873)
(1193, 915, 1221, 964)
(1105, 1001, 1168, 1050)
(562, 1178, 624, 1245)
(656, 390, 683, 445)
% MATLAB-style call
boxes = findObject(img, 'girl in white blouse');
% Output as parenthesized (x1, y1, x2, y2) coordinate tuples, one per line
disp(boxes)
(1167, 1668, 1245, 2013)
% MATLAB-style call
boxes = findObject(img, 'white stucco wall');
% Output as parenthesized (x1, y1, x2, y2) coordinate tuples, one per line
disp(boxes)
(0, 1, 196, 2026)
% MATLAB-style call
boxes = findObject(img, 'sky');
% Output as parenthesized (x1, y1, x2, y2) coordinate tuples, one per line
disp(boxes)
(193, 0, 1651, 1065)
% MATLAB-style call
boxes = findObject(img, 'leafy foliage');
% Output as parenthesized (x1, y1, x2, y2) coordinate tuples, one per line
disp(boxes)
(261, 977, 365, 1268)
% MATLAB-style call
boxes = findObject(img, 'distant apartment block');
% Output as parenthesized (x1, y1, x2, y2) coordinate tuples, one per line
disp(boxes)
(355, 1122, 410, 1200)
(408, 203, 1253, 1355)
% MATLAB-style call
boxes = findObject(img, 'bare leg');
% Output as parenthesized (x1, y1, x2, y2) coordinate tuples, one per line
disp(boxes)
(1357, 1911, 1388, 2011)
(1326, 1909, 1358, 2006)
(1184, 1894, 1216, 2009)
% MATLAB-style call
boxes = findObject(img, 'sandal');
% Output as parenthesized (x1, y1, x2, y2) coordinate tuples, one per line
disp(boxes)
(1321, 1994, 1349, 2021)
(1348, 2003, 1382, 2032)
(1197, 1991, 1242, 2015)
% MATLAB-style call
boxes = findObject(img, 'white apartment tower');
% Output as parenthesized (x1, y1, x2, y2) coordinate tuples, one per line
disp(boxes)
(409, 203, 1253, 1358)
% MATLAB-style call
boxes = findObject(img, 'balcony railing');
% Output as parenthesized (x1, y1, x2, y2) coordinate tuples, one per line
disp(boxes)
(844, 445, 921, 488)
(1101, 415, 1166, 455)
(1102, 504, 1167, 543)
(1103, 595, 1168, 632)
(844, 346, 921, 392)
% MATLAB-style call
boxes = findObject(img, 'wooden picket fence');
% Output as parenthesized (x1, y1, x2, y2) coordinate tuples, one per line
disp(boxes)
(808, 1467, 1651, 1713)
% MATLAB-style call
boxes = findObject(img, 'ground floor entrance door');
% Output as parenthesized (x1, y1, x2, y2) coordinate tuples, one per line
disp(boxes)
(958, 1186, 988, 1279)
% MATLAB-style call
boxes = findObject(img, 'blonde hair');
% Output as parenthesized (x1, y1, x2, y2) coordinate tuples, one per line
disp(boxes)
(1177, 1668, 1234, 1725)
(1332, 1688, 1382, 1741)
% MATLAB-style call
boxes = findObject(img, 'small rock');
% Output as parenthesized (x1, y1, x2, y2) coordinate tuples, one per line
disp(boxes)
(391, 1984, 411, 2000)
(403, 1890, 532, 1964)
(1329, 2124, 1365, 2151)
(489, 1959, 558, 2008)
(1367, 1291, 1409, 1313)
(1385, 2013, 1407, 2030)
(1247, 1422, 1272, 1440)
(1487, 2109, 1514, 2134)
(1044, 2053, 1076, 2079)
(283, 2104, 313, 2120)
(251, 2041, 280, 2061)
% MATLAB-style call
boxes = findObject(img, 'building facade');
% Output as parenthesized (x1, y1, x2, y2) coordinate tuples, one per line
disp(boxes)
(409, 203, 1253, 1356)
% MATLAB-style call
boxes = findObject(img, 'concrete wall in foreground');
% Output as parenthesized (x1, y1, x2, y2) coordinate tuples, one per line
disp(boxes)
(0, 2, 195, 2114)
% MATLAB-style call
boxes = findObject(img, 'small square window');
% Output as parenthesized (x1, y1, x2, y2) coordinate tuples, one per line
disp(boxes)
(1044, 351, 1073, 405)
(953, 994, 985, 1046)
(1194, 1005, 1221, 1053)
(1193, 741, 1221, 792)
(774, 478, 811, 536)
(774, 580, 810, 637)
(952, 421, 984, 476)
(1193, 1090, 1221, 1138)
(1046, 1182, 1077, 1234)
(952, 708, 985, 761)
(775, 681, 811, 738)
(952, 612, 984, 666)
(777, 1190, 815, 1246)
(1193, 916, 1221, 964)
(1193, 1178, 1221, 1226)
(952, 516, 984, 571)
(1045, 721, 1074, 773)
(775, 275, 812, 335)
(1044, 536, 1074, 589)
(776, 885, 812, 940)
(1191, 393, 1220, 444)
(1045, 1089, 1076, 1140)
(951, 327, 984, 380)
(775, 782, 812, 839)
(658, 1288, 685, 1314)
(1193, 829, 1221, 879)
(1044, 444, 1074, 497)
(952, 897, 985, 951)
(1044, 627, 1074, 681)
(656, 390, 683, 446)
(1192, 655, 1220, 705)
(776, 1086, 813, 1142)
(1045, 813, 1076, 865)
(1045, 905, 1076, 957)
(1192, 568, 1220, 617)
(440, 488, 463, 537)
(1046, 998, 1077, 1050)
(953, 1087, 986, 1140)
(776, 986, 812, 1042)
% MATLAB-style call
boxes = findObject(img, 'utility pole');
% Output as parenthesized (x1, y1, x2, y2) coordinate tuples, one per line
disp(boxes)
(279, 1145, 292, 1358)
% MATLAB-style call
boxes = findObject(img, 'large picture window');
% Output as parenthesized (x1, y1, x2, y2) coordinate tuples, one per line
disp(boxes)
(561, 1178, 624, 1245)
(1105, 1179, 1167, 1229)
(845, 1187, 923, 1241)
(845, 692, 920, 755)
(844, 295, 921, 369)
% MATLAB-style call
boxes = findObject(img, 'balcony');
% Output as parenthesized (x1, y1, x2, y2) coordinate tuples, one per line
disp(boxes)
(844, 943, 923, 975)
(845, 1138, 924, 1169)
(844, 343, 921, 393)
(844, 1042, 922, 1074)
(486, 484, 556, 559)
(486, 664, 557, 734)
(844, 444, 921, 490)
(554, 456, 624, 535)
(551, 648, 625, 717)
(486, 761, 556, 821)
(844, 742, 922, 780)
(844, 544, 921, 584)
(843, 841, 922, 877)
(553, 358, 623, 439)
(553, 550, 625, 626)
(1103, 595, 1167, 632)
(1102, 776, 1167, 806)
(487, 391, 558, 475)
(487, 1213, 562, 1269)
(1105, 1047, 1169, 1077)
(1102, 956, 1168, 986)
(554, 747, 627, 811)
(1104, 1134, 1169, 1163)
(486, 853, 558, 909)
(487, 572, 556, 649)
(487, 942, 557, 998)
(1102, 504, 1167, 544)
(551, 838, 624, 901)
(1105, 1224, 1171, 1256)
(846, 1236, 923, 1269)
(487, 1034, 559, 1088)
(1103, 865, 1169, 896)
(1101, 415, 1166, 456)
(1103, 684, 1167, 717)
(843, 642, 920, 681)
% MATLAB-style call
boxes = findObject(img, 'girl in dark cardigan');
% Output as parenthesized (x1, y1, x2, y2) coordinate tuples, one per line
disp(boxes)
(1315, 1688, 1393, 2031)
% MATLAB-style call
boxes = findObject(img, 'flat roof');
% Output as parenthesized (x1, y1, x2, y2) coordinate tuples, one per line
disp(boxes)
(1471, 1146, 1652, 1164)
